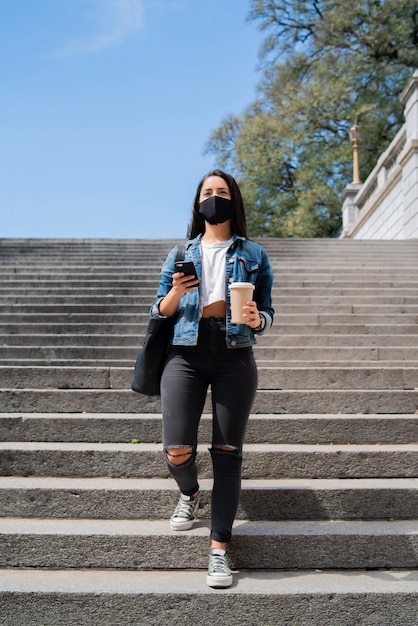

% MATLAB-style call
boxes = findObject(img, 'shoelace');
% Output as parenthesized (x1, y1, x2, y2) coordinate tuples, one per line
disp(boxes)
(172, 498, 196, 519)
(208, 554, 230, 574)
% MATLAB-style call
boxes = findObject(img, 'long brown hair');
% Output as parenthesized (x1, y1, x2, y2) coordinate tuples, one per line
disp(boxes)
(187, 169, 247, 239)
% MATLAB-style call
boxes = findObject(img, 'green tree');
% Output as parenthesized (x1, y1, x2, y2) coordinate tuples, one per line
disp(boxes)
(206, 0, 418, 237)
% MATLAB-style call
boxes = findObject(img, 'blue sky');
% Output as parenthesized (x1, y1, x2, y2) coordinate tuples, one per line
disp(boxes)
(0, 0, 264, 239)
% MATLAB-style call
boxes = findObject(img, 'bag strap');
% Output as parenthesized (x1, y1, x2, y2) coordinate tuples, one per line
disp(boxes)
(175, 244, 186, 263)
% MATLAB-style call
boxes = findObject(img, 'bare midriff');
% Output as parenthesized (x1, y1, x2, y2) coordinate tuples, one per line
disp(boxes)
(202, 300, 226, 318)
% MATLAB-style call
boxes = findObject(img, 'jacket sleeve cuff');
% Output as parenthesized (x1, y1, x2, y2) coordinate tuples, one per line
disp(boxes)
(254, 311, 273, 335)
(151, 298, 168, 319)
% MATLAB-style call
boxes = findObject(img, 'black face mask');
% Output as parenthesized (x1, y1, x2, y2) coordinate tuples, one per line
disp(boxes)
(199, 195, 233, 225)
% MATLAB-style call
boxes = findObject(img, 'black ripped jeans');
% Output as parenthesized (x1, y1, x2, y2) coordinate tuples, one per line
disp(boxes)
(161, 317, 258, 543)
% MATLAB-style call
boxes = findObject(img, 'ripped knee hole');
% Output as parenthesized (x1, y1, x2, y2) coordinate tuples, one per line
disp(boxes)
(165, 448, 193, 465)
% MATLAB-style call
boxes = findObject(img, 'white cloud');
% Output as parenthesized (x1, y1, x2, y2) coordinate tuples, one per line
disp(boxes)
(50, 0, 145, 58)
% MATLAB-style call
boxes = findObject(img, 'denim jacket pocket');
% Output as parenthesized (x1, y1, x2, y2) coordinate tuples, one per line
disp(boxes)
(238, 256, 260, 282)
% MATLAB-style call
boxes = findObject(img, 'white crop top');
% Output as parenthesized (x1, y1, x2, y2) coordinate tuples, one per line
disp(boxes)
(200, 238, 233, 310)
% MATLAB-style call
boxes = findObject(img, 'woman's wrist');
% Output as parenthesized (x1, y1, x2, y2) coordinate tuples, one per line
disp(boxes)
(254, 312, 266, 332)
(158, 290, 180, 317)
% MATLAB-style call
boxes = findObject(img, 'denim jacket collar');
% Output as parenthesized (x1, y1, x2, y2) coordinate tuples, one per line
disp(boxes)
(186, 232, 246, 250)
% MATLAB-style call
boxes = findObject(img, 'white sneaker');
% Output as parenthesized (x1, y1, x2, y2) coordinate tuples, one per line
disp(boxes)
(170, 493, 199, 531)
(207, 549, 233, 588)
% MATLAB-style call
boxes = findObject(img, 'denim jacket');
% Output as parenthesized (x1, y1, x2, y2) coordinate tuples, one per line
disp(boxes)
(151, 233, 274, 348)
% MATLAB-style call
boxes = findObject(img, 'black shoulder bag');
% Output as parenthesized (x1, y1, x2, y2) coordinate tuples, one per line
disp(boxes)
(131, 244, 185, 396)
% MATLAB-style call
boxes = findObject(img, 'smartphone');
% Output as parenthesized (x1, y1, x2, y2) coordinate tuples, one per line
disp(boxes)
(175, 260, 199, 284)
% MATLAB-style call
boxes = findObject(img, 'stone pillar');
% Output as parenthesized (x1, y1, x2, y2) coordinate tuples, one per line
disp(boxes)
(400, 70, 418, 141)
(340, 183, 362, 238)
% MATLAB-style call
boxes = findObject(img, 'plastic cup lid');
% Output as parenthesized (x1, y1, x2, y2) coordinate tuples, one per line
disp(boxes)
(229, 282, 254, 289)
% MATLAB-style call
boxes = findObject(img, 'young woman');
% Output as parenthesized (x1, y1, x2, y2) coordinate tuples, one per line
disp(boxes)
(151, 169, 274, 588)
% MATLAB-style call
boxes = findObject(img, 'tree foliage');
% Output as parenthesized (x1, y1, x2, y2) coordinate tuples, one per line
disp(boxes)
(206, 0, 418, 237)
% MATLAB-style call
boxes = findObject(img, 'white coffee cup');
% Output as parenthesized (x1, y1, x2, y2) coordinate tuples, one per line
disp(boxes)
(229, 282, 255, 324)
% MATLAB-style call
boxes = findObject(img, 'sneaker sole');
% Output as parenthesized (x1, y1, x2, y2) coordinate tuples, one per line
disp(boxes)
(206, 574, 233, 588)
(170, 519, 195, 531)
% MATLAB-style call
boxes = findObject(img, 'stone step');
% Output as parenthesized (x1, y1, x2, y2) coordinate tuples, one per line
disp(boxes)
(3, 255, 417, 265)
(276, 296, 418, 304)
(2, 264, 417, 272)
(0, 334, 147, 346)
(1, 476, 417, 521)
(0, 281, 158, 289)
(277, 286, 418, 294)
(2, 243, 416, 256)
(2, 333, 418, 348)
(0, 235, 414, 243)
(4, 298, 418, 316)
(261, 334, 418, 346)
(258, 359, 418, 366)
(0, 292, 158, 302)
(0, 322, 149, 334)
(0, 303, 151, 313)
(1, 337, 418, 355)
(2, 267, 418, 279)
(278, 288, 418, 297)
(0, 284, 283, 299)
(3, 275, 418, 287)
(2, 243, 416, 255)
(256, 366, 418, 388)
(6, 259, 411, 266)
(257, 346, 418, 360)
(0, 280, 160, 288)
(2, 412, 417, 444)
(2, 517, 418, 570)
(2, 365, 418, 391)
(3, 282, 418, 291)
(5, 358, 418, 368)
(0, 268, 162, 276)
(11, 252, 417, 263)
(1, 568, 417, 626)
(2, 441, 418, 479)
(4, 292, 418, 308)
(0, 236, 413, 245)
(2, 322, 418, 336)
(2, 388, 418, 413)
(2, 262, 416, 271)
(0, 313, 146, 323)
(3, 289, 418, 301)
(1, 345, 418, 362)
(2, 311, 418, 326)
(0, 255, 169, 263)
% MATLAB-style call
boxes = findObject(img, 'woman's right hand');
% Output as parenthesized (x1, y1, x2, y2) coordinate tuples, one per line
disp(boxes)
(171, 271, 199, 295)
(158, 272, 198, 317)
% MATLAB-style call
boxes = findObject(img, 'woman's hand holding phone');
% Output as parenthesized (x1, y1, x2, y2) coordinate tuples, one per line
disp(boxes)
(174, 261, 199, 292)
(173, 272, 199, 292)
(158, 261, 199, 317)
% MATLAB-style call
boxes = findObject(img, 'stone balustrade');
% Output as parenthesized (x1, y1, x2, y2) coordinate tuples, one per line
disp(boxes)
(342, 71, 418, 239)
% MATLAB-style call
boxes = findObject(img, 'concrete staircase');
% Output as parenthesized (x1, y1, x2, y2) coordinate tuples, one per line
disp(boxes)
(1, 237, 418, 625)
